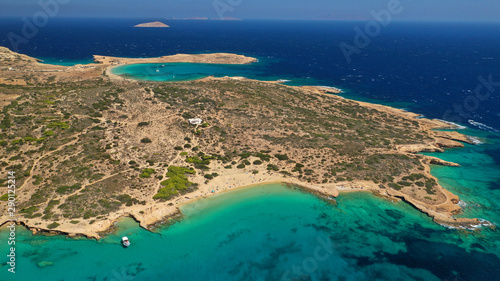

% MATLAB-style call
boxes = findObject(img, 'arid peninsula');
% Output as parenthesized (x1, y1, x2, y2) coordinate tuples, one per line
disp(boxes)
(0, 47, 489, 239)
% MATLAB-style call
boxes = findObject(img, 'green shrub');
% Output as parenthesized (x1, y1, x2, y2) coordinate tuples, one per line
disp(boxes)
(141, 138, 152, 143)
(44, 199, 60, 213)
(267, 164, 279, 171)
(275, 154, 289, 161)
(47, 222, 60, 229)
(33, 175, 43, 185)
(388, 183, 402, 190)
(20, 206, 39, 216)
(239, 152, 252, 159)
(139, 168, 156, 178)
(154, 166, 196, 200)
(398, 181, 412, 186)
(255, 153, 271, 161)
(56, 184, 82, 194)
(12, 139, 23, 145)
(47, 122, 69, 130)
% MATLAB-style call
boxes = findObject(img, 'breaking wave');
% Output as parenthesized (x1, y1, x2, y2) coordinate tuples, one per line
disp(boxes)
(436, 119, 467, 129)
(468, 120, 499, 132)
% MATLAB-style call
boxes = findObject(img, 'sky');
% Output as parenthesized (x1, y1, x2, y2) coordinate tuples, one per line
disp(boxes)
(1, 0, 499, 21)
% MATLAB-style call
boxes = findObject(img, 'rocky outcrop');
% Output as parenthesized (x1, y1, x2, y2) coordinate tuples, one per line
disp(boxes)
(432, 130, 475, 144)
(434, 137, 465, 148)
(396, 144, 444, 153)
(421, 155, 460, 167)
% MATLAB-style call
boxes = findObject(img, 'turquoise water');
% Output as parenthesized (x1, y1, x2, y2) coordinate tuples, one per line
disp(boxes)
(112, 62, 277, 82)
(4, 62, 500, 280)
(110, 62, 424, 111)
(110, 61, 330, 88)
(422, 129, 500, 227)
(2, 20, 499, 280)
(38, 57, 94, 66)
(1, 183, 499, 280)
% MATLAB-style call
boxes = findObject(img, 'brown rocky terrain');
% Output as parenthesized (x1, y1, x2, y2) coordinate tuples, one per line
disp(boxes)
(0, 47, 485, 238)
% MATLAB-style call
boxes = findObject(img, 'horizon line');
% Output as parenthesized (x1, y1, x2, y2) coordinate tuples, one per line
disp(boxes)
(0, 16, 499, 24)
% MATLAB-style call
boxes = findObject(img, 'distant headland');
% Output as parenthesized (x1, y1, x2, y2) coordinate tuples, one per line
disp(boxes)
(93, 53, 258, 65)
(134, 21, 170, 28)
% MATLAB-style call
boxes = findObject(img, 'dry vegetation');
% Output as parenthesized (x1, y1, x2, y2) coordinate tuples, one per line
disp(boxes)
(0, 47, 472, 231)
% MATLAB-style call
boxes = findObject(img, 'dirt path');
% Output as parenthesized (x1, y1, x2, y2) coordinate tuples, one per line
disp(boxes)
(18, 132, 81, 190)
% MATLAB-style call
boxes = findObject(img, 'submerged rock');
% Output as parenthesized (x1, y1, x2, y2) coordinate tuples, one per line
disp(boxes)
(37, 261, 54, 268)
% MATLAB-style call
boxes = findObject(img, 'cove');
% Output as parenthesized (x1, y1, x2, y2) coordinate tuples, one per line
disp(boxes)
(109, 61, 318, 86)
(1, 183, 499, 281)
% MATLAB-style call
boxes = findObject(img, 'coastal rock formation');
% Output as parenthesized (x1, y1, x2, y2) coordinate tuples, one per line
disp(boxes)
(0, 46, 41, 63)
(134, 21, 170, 27)
(432, 130, 475, 144)
(396, 144, 444, 153)
(434, 137, 465, 148)
(420, 155, 460, 167)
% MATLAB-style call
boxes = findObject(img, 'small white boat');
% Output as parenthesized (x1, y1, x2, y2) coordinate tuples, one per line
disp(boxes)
(122, 236, 130, 247)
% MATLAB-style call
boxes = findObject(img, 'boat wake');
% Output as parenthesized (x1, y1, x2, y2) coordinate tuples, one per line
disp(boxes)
(468, 120, 499, 133)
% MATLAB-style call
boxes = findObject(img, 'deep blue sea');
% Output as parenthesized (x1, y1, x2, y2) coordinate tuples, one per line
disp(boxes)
(0, 18, 499, 280)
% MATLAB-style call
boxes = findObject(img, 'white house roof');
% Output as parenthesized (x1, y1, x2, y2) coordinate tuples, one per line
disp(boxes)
(188, 118, 203, 125)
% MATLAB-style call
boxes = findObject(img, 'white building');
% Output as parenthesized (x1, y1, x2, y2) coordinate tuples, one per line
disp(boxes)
(188, 118, 203, 125)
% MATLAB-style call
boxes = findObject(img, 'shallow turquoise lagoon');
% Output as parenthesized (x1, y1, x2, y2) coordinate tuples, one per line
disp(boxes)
(1, 182, 499, 281)
(110, 61, 320, 86)
(38, 57, 94, 66)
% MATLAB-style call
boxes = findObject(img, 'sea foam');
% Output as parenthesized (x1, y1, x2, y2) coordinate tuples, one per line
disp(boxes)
(467, 136, 484, 145)
(436, 119, 467, 129)
(315, 85, 342, 92)
(468, 120, 499, 132)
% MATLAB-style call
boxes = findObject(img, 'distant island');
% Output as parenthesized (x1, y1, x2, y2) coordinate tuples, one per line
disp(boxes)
(134, 21, 169, 28)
